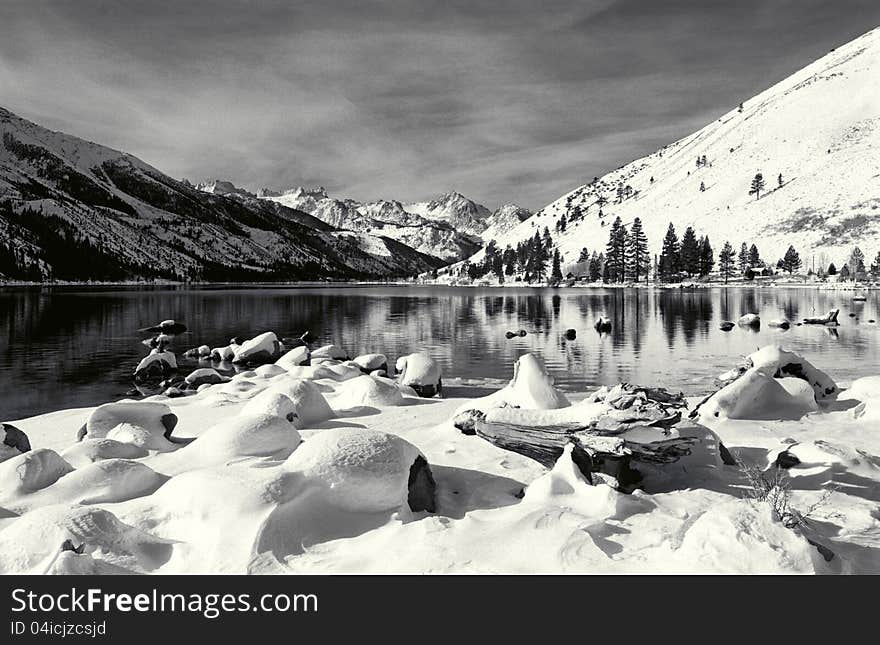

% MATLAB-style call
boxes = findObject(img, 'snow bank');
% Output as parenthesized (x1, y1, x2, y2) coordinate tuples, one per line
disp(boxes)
(22, 459, 166, 507)
(61, 438, 149, 468)
(0, 448, 73, 498)
(457, 353, 570, 415)
(78, 401, 177, 443)
(181, 413, 301, 465)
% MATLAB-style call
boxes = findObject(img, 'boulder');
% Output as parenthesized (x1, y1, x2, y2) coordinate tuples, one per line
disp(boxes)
(184, 368, 225, 387)
(0, 449, 73, 496)
(232, 332, 282, 365)
(77, 401, 178, 445)
(564, 329, 577, 341)
(396, 352, 442, 398)
(284, 428, 435, 512)
(133, 350, 177, 382)
(0, 423, 31, 463)
(595, 317, 612, 332)
(737, 314, 761, 328)
(311, 344, 348, 361)
(211, 344, 237, 361)
(768, 319, 791, 329)
(719, 321, 735, 331)
(352, 353, 388, 374)
(275, 345, 310, 371)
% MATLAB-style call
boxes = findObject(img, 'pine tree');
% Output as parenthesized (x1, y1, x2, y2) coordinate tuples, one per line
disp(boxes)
(748, 244, 760, 268)
(551, 249, 563, 282)
(778, 173, 783, 187)
(700, 181, 705, 192)
(828, 262, 837, 276)
(698, 236, 714, 277)
(596, 195, 608, 209)
(738, 242, 750, 274)
(589, 252, 602, 282)
(658, 222, 680, 282)
(782, 245, 802, 274)
(679, 226, 700, 277)
(626, 217, 649, 283)
(578, 247, 590, 263)
(718, 241, 735, 284)
(749, 173, 766, 200)
(605, 216, 628, 283)
(849, 247, 866, 277)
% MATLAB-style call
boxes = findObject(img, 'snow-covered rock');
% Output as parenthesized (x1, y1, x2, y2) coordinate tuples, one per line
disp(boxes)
(133, 350, 177, 382)
(266, 378, 334, 425)
(240, 392, 299, 424)
(738, 314, 761, 327)
(185, 368, 225, 387)
(333, 375, 405, 408)
(395, 352, 442, 397)
(0, 448, 73, 497)
(60, 438, 149, 468)
(311, 344, 349, 361)
(457, 353, 570, 415)
(275, 345, 310, 371)
(0, 423, 30, 463)
(284, 428, 434, 512)
(77, 401, 178, 443)
(352, 353, 388, 373)
(185, 413, 301, 463)
(233, 332, 282, 365)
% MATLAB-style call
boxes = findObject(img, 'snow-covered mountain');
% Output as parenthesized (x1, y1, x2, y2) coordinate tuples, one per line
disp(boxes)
(482, 203, 533, 243)
(406, 191, 493, 238)
(0, 108, 442, 281)
(477, 27, 880, 270)
(261, 187, 485, 262)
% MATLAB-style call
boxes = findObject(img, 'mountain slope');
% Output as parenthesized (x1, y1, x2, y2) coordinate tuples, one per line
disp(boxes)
(262, 187, 483, 261)
(406, 191, 493, 238)
(481, 27, 880, 271)
(0, 108, 442, 281)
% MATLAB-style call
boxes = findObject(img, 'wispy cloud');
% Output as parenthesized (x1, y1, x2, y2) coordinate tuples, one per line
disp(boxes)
(1, 0, 877, 209)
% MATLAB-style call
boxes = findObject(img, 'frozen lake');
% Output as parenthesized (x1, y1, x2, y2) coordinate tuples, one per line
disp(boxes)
(2, 284, 878, 421)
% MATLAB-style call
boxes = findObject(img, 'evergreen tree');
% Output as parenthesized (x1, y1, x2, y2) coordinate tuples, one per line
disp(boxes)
(848, 247, 866, 277)
(828, 262, 837, 276)
(679, 226, 700, 277)
(738, 242, 750, 274)
(718, 241, 735, 284)
(700, 181, 705, 192)
(782, 245, 802, 274)
(596, 195, 608, 209)
(578, 247, 590, 263)
(658, 222, 680, 282)
(748, 244, 760, 268)
(698, 236, 714, 277)
(749, 173, 766, 200)
(626, 217, 650, 283)
(604, 216, 628, 283)
(588, 252, 602, 282)
(551, 249, 563, 282)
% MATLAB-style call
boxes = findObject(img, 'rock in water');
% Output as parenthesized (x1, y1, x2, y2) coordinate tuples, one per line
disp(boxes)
(719, 321, 735, 331)
(0, 423, 31, 463)
(396, 352, 442, 398)
(233, 332, 282, 365)
(138, 319, 188, 335)
(284, 428, 436, 513)
(803, 309, 840, 326)
(564, 329, 577, 340)
(184, 368, 225, 388)
(311, 344, 349, 361)
(768, 319, 791, 329)
(352, 353, 388, 374)
(133, 350, 177, 383)
(595, 317, 612, 332)
(275, 345, 310, 371)
(737, 314, 761, 328)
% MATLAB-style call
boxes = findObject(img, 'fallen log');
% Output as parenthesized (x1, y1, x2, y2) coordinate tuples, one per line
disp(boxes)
(803, 309, 839, 326)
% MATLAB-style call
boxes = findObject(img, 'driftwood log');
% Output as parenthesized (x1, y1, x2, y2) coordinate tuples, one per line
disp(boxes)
(470, 384, 698, 493)
(803, 309, 839, 325)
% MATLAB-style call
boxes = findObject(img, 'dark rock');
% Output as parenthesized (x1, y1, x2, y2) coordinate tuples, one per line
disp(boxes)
(807, 538, 835, 562)
(2, 423, 31, 454)
(452, 409, 485, 435)
(869, 320, 876, 324)
(505, 331, 516, 339)
(300, 330, 319, 344)
(719, 321, 735, 331)
(718, 441, 737, 465)
(410, 380, 442, 398)
(163, 387, 185, 398)
(775, 450, 800, 469)
(161, 413, 178, 439)
(513, 488, 525, 499)
(564, 329, 577, 340)
(517, 329, 527, 337)
(407, 455, 436, 513)
(60, 539, 86, 554)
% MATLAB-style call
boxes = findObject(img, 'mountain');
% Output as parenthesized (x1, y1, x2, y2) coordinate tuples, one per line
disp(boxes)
(261, 187, 483, 262)
(476, 27, 880, 272)
(482, 203, 533, 243)
(406, 191, 493, 238)
(0, 108, 443, 281)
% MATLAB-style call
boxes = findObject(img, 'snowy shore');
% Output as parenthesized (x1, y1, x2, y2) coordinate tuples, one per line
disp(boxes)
(2, 343, 879, 575)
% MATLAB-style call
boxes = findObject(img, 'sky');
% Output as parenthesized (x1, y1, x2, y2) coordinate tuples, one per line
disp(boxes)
(2, 1, 879, 210)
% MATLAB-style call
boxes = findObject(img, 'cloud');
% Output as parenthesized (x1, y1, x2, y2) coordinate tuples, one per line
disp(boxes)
(1, 0, 878, 209)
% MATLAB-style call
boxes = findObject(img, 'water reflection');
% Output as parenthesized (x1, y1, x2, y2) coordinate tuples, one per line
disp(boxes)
(1, 285, 878, 420)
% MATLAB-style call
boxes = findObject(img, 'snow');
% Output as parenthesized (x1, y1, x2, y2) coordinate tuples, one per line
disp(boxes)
(2, 344, 879, 574)
(468, 27, 880, 269)
(232, 331, 281, 364)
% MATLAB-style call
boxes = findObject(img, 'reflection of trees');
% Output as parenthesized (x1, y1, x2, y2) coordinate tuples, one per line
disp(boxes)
(656, 290, 713, 348)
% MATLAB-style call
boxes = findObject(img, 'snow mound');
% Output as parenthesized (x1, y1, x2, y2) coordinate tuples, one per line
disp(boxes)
(0, 448, 73, 498)
(61, 438, 149, 468)
(78, 401, 177, 443)
(748, 345, 837, 401)
(0, 506, 172, 574)
(185, 368, 225, 387)
(457, 353, 570, 415)
(267, 378, 334, 425)
(285, 428, 431, 512)
(26, 459, 166, 507)
(311, 344, 349, 360)
(183, 413, 301, 464)
(352, 353, 388, 373)
(333, 375, 405, 407)
(240, 391, 298, 423)
(254, 363, 288, 378)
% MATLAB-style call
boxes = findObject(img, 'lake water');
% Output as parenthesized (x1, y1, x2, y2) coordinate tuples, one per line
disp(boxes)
(2, 284, 878, 421)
